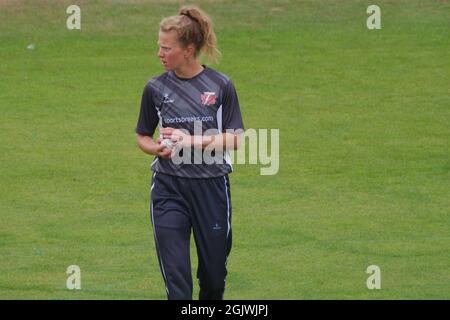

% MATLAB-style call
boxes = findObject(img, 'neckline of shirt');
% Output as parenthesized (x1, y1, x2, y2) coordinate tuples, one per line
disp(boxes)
(171, 65, 207, 81)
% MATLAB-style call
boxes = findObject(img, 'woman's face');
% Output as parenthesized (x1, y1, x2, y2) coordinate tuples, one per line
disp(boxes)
(157, 30, 189, 71)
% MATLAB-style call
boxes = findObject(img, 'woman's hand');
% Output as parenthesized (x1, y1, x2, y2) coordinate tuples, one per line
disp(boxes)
(155, 137, 173, 159)
(160, 127, 192, 148)
(136, 134, 172, 159)
(159, 127, 243, 150)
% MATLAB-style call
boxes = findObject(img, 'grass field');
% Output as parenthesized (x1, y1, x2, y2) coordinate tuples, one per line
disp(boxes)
(0, 0, 449, 299)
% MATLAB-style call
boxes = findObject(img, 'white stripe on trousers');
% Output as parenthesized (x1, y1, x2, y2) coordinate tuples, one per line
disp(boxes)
(223, 176, 231, 239)
(150, 172, 170, 297)
(223, 175, 231, 284)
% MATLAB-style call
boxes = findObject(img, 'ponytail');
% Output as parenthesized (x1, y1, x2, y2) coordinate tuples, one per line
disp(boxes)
(160, 6, 221, 63)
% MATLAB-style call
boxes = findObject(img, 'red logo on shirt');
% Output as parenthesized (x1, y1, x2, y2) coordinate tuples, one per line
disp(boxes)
(201, 92, 217, 106)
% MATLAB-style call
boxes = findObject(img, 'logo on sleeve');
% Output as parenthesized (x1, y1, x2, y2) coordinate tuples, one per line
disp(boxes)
(201, 92, 217, 106)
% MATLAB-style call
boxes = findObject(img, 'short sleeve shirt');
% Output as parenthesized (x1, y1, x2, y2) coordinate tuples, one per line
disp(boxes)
(136, 66, 244, 178)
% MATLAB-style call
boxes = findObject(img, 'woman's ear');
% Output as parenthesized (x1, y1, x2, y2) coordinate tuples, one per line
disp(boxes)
(184, 44, 196, 59)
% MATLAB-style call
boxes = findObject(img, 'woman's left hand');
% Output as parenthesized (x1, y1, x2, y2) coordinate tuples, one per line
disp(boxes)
(160, 127, 192, 147)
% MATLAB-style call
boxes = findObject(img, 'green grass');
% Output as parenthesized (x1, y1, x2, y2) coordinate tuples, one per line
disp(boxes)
(1, 0, 449, 299)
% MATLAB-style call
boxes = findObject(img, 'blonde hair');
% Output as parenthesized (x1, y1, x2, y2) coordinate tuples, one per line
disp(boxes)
(159, 5, 221, 64)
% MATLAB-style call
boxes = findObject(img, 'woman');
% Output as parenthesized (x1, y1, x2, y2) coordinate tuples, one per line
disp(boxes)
(135, 6, 244, 300)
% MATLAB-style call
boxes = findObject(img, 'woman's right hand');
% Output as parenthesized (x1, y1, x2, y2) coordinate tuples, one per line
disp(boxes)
(155, 138, 173, 159)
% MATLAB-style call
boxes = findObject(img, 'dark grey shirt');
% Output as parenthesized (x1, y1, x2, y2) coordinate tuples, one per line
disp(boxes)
(136, 66, 244, 178)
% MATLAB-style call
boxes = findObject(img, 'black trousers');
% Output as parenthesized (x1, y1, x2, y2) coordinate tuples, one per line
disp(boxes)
(150, 172, 232, 300)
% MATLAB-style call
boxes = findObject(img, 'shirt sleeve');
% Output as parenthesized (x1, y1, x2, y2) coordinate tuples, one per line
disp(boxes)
(135, 82, 159, 137)
(222, 79, 244, 132)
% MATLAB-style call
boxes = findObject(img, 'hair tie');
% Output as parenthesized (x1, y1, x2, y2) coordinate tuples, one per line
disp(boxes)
(181, 12, 199, 24)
